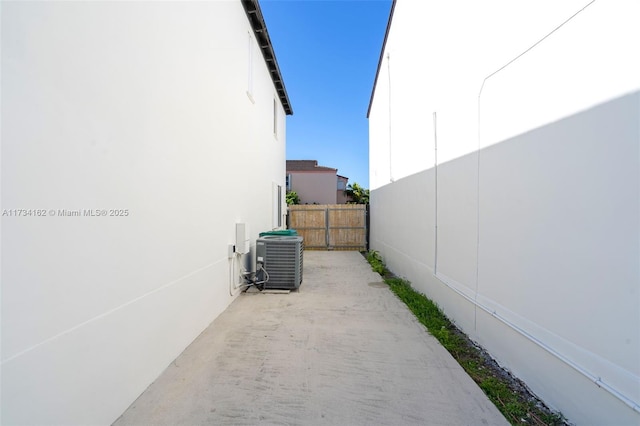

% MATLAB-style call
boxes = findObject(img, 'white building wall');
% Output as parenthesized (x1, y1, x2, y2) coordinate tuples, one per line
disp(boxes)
(1, 1, 287, 424)
(369, 1, 640, 424)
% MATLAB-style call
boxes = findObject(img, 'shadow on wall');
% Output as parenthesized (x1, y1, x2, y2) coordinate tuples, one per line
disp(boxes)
(370, 91, 640, 426)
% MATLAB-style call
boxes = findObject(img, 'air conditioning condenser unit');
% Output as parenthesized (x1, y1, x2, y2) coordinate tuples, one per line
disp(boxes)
(256, 235, 303, 290)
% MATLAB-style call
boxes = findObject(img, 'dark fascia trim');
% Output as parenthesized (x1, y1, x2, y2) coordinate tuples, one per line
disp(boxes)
(366, 0, 397, 118)
(242, 0, 293, 115)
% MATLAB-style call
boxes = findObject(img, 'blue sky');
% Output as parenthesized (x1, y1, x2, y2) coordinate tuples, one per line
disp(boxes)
(260, 0, 393, 189)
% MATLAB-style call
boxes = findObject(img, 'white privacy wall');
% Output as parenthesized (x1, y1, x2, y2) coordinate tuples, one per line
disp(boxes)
(1, 1, 287, 424)
(369, 1, 640, 424)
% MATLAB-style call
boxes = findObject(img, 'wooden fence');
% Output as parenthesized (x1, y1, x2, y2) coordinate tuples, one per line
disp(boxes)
(288, 204, 367, 251)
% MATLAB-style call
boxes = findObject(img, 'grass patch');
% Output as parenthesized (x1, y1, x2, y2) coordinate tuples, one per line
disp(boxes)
(365, 251, 567, 426)
(366, 250, 387, 276)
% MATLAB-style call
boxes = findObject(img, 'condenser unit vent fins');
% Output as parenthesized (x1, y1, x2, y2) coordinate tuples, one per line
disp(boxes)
(256, 235, 303, 290)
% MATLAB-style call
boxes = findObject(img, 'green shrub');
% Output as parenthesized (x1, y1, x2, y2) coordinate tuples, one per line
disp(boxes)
(366, 250, 386, 275)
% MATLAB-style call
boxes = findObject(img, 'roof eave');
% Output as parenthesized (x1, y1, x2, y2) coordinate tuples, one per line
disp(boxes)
(242, 0, 293, 115)
(366, 0, 397, 119)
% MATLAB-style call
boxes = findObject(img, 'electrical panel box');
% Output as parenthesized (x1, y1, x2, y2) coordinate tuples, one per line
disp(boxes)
(235, 223, 250, 254)
(256, 235, 303, 290)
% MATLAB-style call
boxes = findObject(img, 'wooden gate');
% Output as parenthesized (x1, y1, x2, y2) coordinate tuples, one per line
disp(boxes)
(288, 204, 367, 250)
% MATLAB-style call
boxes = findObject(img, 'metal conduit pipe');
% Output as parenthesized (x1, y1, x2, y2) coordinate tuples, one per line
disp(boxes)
(433, 273, 640, 413)
(433, 111, 438, 277)
(467, 0, 640, 414)
(387, 52, 394, 183)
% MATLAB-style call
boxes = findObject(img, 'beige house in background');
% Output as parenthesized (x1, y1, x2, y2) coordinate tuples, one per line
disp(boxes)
(286, 160, 349, 204)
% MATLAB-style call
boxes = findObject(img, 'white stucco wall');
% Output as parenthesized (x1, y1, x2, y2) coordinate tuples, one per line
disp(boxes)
(369, 1, 640, 424)
(1, 1, 287, 424)
(369, 0, 638, 190)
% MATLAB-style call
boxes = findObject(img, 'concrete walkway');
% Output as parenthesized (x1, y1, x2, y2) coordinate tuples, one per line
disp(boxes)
(114, 251, 508, 425)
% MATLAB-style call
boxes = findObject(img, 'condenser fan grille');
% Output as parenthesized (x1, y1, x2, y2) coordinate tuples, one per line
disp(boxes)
(256, 236, 303, 289)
